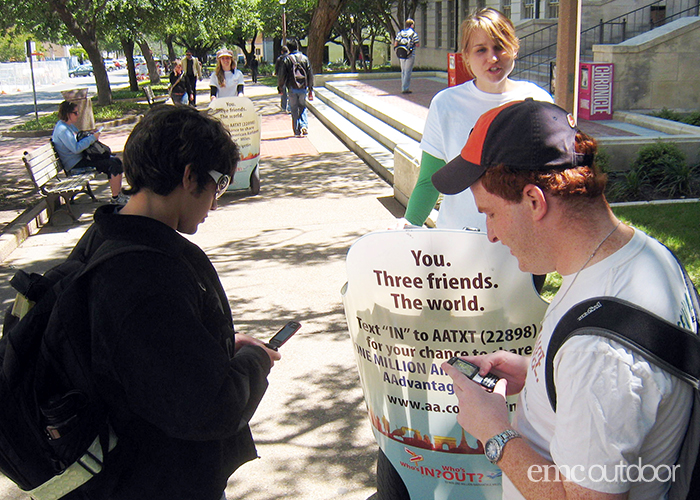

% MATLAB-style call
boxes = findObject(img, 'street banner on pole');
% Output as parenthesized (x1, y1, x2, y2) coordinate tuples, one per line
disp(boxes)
(342, 229, 548, 499)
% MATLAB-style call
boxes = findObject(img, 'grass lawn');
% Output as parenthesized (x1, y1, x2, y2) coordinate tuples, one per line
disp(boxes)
(541, 201, 700, 300)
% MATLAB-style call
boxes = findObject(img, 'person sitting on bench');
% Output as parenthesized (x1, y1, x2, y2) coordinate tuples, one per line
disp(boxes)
(52, 100, 127, 204)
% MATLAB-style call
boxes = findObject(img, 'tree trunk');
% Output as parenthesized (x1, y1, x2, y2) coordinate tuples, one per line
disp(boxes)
(165, 34, 176, 62)
(307, 0, 349, 74)
(47, 0, 111, 105)
(121, 38, 139, 92)
(137, 38, 160, 84)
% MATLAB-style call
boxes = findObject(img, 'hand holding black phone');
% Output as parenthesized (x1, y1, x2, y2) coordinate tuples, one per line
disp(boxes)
(447, 357, 500, 392)
(264, 321, 301, 351)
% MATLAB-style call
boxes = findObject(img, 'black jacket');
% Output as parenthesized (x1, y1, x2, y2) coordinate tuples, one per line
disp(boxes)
(277, 50, 314, 92)
(68, 205, 271, 500)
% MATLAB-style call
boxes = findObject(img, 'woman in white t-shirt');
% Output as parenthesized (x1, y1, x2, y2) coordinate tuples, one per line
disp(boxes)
(209, 48, 245, 101)
(403, 8, 553, 231)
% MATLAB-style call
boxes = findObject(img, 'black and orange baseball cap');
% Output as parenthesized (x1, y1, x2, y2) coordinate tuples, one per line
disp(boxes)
(432, 99, 583, 195)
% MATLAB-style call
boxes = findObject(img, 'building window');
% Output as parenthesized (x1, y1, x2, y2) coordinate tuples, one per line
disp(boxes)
(436, 2, 443, 48)
(547, 0, 559, 18)
(422, 4, 428, 47)
(461, 0, 470, 21)
(448, 0, 456, 49)
(501, 0, 511, 18)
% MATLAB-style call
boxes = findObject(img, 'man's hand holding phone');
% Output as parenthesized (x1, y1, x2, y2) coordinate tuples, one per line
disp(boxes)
(235, 333, 282, 365)
(442, 357, 511, 444)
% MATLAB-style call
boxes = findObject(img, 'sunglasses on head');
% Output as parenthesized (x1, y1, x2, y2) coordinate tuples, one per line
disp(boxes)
(208, 170, 231, 199)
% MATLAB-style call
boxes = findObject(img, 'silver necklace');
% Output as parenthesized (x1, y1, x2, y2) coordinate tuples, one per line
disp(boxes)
(541, 221, 622, 326)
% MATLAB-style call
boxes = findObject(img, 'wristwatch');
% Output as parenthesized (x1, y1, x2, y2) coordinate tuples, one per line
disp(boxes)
(484, 429, 521, 464)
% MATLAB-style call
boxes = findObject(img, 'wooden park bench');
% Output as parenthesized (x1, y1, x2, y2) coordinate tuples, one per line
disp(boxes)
(143, 85, 169, 107)
(22, 142, 97, 225)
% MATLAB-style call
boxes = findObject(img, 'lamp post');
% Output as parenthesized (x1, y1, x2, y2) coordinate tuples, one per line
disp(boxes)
(279, 0, 288, 46)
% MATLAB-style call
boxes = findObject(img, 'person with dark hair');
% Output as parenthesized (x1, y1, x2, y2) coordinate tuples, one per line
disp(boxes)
(401, 8, 551, 231)
(275, 45, 290, 113)
(277, 39, 313, 137)
(62, 105, 281, 499)
(249, 54, 259, 83)
(434, 99, 696, 500)
(169, 59, 193, 105)
(52, 100, 127, 204)
(182, 49, 202, 106)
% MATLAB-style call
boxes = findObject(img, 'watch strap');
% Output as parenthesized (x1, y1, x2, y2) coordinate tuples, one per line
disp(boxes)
(485, 429, 521, 464)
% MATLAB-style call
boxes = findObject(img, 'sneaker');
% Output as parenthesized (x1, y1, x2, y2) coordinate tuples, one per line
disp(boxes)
(301, 127, 308, 136)
(110, 192, 129, 205)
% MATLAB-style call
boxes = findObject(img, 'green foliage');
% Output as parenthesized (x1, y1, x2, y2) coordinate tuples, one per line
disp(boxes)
(633, 141, 687, 186)
(650, 108, 700, 127)
(0, 28, 38, 61)
(541, 202, 700, 300)
(613, 202, 700, 285)
(605, 142, 700, 202)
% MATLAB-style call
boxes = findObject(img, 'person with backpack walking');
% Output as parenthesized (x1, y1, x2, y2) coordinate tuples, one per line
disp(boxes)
(277, 40, 313, 137)
(394, 18, 420, 94)
(45, 105, 281, 500)
(434, 99, 697, 500)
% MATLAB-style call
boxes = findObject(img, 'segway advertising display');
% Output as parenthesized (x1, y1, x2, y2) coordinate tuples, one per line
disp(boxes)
(342, 229, 548, 499)
(208, 96, 261, 195)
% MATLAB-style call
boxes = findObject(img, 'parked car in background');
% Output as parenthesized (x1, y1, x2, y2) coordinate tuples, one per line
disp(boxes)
(69, 64, 93, 77)
(115, 59, 127, 69)
(104, 59, 117, 71)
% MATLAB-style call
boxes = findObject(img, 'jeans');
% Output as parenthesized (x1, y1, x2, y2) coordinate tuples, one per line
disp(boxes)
(280, 87, 289, 112)
(288, 89, 308, 135)
(399, 54, 416, 92)
(172, 92, 188, 105)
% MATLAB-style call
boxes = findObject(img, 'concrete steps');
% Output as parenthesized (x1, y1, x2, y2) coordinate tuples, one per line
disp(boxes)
(307, 79, 424, 188)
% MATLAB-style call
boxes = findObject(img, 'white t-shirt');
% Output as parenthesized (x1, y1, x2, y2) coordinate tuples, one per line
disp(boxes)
(504, 229, 696, 499)
(209, 69, 244, 98)
(420, 79, 552, 231)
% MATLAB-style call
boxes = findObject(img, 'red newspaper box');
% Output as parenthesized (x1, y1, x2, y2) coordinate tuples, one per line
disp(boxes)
(447, 53, 473, 87)
(578, 62, 614, 120)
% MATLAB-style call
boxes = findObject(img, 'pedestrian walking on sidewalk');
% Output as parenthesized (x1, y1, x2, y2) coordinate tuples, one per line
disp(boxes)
(277, 40, 314, 137)
(182, 49, 203, 106)
(394, 19, 420, 94)
(275, 46, 290, 113)
(402, 8, 552, 231)
(249, 54, 259, 83)
(56, 105, 281, 500)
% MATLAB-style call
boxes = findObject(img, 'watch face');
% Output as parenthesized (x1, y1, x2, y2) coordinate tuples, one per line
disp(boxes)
(485, 439, 500, 462)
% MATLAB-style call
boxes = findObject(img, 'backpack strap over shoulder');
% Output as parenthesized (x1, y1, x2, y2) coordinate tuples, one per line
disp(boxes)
(545, 296, 700, 412)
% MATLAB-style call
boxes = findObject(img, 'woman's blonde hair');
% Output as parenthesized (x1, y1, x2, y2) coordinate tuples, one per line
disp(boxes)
(460, 8, 519, 59)
(214, 54, 235, 87)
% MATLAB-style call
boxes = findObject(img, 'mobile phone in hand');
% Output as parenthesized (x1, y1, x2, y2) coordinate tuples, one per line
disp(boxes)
(265, 321, 301, 351)
(447, 357, 500, 392)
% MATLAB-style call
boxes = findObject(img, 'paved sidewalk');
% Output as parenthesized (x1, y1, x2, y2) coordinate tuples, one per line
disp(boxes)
(0, 78, 424, 500)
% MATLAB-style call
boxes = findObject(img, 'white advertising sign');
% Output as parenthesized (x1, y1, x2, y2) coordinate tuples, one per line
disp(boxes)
(208, 96, 261, 190)
(342, 230, 548, 499)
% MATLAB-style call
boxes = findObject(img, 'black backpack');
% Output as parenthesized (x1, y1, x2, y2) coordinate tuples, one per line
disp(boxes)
(395, 30, 414, 59)
(545, 265, 700, 500)
(290, 54, 308, 90)
(0, 236, 158, 499)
